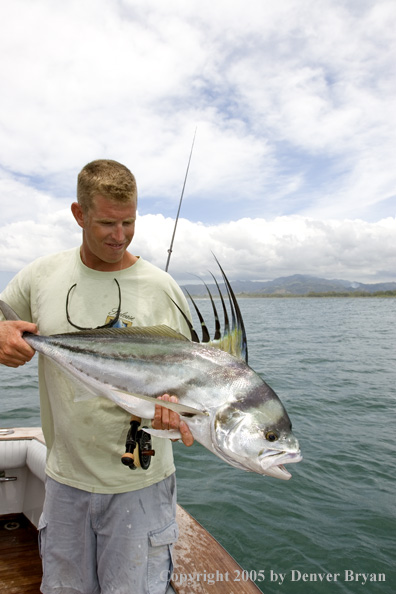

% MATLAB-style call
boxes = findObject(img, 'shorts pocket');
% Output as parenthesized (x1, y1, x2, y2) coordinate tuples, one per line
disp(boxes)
(148, 521, 179, 594)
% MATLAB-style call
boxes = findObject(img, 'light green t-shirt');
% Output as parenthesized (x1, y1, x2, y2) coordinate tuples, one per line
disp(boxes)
(0, 248, 192, 493)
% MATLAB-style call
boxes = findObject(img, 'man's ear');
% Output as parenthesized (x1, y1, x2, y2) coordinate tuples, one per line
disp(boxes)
(71, 202, 85, 229)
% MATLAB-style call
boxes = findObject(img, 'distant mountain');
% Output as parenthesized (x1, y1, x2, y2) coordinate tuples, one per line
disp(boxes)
(182, 274, 396, 296)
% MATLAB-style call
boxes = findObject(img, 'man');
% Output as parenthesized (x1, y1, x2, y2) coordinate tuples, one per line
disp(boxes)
(0, 159, 194, 594)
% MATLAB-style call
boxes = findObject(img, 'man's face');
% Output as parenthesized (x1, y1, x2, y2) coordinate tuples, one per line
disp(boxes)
(72, 194, 137, 271)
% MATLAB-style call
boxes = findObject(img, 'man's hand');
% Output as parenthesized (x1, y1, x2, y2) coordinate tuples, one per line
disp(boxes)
(0, 321, 38, 367)
(153, 394, 194, 447)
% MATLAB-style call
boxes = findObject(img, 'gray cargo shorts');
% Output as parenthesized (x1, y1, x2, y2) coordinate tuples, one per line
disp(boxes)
(38, 474, 178, 594)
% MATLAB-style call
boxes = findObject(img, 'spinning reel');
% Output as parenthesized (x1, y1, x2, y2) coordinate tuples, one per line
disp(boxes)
(121, 416, 155, 470)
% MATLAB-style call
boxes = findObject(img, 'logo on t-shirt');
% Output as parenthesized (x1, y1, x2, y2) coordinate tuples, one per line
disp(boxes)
(105, 308, 135, 328)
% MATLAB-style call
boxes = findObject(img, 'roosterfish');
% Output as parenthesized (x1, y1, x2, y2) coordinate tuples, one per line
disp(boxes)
(0, 262, 302, 480)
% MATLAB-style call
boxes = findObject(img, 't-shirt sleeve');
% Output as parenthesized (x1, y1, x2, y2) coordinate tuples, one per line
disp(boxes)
(0, 265, 34, 323)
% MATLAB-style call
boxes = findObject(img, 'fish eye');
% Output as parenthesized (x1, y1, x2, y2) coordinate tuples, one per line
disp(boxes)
(265, 430, 279, 442)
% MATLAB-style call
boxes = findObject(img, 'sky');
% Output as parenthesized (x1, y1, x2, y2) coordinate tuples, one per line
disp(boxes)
(0, 0, 395, 288)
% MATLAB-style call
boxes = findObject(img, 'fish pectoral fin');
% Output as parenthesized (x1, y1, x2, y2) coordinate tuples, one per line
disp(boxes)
(112, 388, 206, 417)
(142, 427, 182, 440)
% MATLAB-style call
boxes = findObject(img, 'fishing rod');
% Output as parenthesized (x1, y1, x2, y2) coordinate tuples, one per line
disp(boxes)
(165, 127, 197, 272)
(122, 131, 196, 467)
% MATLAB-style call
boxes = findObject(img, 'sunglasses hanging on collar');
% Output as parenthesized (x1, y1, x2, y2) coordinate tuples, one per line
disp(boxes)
(66, 278, 121, 330)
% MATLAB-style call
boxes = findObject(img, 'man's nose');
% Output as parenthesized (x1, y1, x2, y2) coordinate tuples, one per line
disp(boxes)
(111, 224, 125, 241)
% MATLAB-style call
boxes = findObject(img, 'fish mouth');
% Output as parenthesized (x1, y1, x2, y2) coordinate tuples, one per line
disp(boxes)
(259, 450, 303, 481)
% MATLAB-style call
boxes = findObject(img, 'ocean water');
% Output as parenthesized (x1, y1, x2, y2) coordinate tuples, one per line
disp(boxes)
(1, 298, 395, 593)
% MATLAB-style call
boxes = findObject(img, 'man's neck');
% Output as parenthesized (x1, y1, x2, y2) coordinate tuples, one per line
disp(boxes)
(79, 247, 138, 271)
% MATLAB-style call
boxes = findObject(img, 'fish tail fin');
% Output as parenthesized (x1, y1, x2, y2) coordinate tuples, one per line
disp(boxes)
(0, 300, 22, 321)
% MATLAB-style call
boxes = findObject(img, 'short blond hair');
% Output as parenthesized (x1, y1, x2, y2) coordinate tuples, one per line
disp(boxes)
(77, 159, 137, 213)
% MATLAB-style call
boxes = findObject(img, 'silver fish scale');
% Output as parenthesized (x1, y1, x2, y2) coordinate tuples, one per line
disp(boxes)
(35, 332, 251, 407)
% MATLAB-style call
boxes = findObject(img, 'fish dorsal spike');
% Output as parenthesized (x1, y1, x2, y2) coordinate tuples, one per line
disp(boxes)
(164, 259, 248, 361)
(50, 325, 190, 342)
(165, 295, 200, 343)
(184, 289, 210, 343)
(175, 258, 248, 363)
(212, 255, 248, 363)
(203, 279, 221, 340)
(209, 272, 230, 337)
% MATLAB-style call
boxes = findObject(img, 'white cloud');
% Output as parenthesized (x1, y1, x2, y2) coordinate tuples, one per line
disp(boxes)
(1, 189, 394, 285)
(0, 1, 394, 214)
(0, 0, 395, 286)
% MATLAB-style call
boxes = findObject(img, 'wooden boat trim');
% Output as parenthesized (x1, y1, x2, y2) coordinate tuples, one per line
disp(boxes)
(0, 427, 45, 443)
(0, 428, 261, 593)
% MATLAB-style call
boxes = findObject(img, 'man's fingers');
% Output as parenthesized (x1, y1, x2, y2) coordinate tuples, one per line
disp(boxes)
(152, 395, 194, 446)
(153, 402, 166, 429)
(0, 321, 37, 367)
(179, 421, 194, 447)
(153, 394, 173, 430)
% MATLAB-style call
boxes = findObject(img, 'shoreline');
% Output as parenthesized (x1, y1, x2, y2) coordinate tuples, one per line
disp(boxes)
(189, 291, 396, 299)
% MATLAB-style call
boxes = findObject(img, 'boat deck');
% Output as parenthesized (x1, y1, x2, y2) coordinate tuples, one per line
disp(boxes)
(0, 510, 262, 594)
(0, 514, 42, 594)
